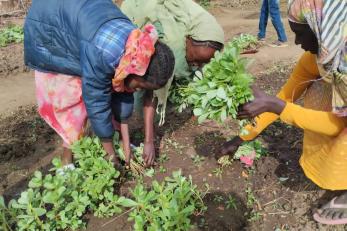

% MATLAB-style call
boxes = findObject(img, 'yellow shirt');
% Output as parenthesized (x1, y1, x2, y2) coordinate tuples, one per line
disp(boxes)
(242, 52, 347, 190)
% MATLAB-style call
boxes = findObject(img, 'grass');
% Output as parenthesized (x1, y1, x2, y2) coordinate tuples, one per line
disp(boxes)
(198, 0, 211, 8)
(0, 25, 24, 47)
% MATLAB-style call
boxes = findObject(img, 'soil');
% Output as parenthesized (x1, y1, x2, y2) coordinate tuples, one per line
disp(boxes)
(1, 1, 346, 231)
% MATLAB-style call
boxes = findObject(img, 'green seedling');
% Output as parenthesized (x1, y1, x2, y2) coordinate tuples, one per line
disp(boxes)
(213, 195, 224, 203)
(191, 155, 205, 166)
(213, 167, 223, 178)
(225, 195, 237, 210)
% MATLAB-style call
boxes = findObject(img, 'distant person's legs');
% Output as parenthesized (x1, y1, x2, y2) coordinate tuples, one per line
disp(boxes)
(258, 0, 269, 41)
(268, 0, 288, 47)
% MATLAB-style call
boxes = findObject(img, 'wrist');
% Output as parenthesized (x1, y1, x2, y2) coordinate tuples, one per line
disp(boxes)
(267, 96, 286, 115)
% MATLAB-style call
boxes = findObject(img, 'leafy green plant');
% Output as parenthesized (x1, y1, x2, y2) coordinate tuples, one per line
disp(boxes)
(213, 167, 223, 178)
(191, 155, 205, 166)
(158, 153, 169, 164)
(0, 25, 24, 47)
(213, 195, 224, 203)
(225, 195, 237, 210)
(217, 155, 233, 167)
(179, 43, 254, 135)
(128, 170, 206, 231)
(0, 137, 124, 230)
(198, 0, 210, 8)
(234, 140, 267, 160)
(159, 166, 167, 173)
(230, 34, 258, 51)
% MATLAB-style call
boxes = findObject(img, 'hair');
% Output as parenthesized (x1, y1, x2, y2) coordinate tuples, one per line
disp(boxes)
(143, 41, 175, 87)
(191, 38, 224, 51)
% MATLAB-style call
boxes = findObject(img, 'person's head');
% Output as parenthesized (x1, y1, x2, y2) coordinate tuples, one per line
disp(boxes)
(185, 37, 224, 68)
(124, 41, 175, 91)
(289, 21, 318, 54)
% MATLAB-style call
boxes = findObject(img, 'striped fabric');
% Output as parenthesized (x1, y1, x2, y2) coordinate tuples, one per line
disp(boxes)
(287, 0, 347, 117)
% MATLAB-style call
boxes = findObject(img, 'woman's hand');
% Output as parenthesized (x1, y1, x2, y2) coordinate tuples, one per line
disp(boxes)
(238, 87, 286, 119)
(216, 136, 244, 160)
(143, 141, 155, 167)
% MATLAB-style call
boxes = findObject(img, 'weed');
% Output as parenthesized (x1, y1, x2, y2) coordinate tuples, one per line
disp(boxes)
(0, 25, 24, 47)
(159, 166, 167, 173)
(213, 195, 224, 203)
(213, 167, 223, 178)
(225, 195, 237, 210)
(198, 0, 210, 8)
(158, 153, 169, 164)
(191, 155, 205, 166)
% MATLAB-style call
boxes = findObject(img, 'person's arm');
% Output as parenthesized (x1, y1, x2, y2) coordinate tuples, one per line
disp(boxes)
(120, 122, 132, 164)
(279, 103, 346, 136)
(239, 86, 347, 136)
(143, 89, 156, 167)
(80, 42, 118, 159)
(241, 51, 320, 140)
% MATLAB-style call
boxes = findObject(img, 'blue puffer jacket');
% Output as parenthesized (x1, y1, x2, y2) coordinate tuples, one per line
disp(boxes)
(24, 0, 132, 139)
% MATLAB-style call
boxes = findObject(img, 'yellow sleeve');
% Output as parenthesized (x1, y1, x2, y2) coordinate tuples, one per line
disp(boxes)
(280, 103, 346, 136)
(241, 52, 320, 140)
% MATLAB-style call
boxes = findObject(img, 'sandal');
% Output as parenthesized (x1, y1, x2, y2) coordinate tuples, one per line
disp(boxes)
(313, 197, 347, 225)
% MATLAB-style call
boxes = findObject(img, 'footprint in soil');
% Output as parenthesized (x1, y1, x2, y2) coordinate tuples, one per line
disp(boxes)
(192, 191, 248, 231)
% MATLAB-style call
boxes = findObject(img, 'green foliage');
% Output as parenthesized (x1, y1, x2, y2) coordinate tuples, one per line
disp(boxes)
(113, 132, 147, 177)
(225, 195, 237, 210)
(234, 139, 267, 160)
(0, 25, 24, 47)
(0, 137, 123, 230)
(230, 34, 258, 51)
(198, 0, 210, 8)
(128, 170, 206, 231)
(0, 137, 206, 230)
(180, 43, 254, 134)
(191, 155, 205, 166)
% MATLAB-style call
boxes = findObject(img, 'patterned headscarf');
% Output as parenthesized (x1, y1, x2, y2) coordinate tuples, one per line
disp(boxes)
(113, 24, 158, 92)
(288, 0, 347, 116)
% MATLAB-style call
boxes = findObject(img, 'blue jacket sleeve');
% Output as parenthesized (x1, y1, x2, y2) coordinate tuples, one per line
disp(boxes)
(80, 42, 115, 140)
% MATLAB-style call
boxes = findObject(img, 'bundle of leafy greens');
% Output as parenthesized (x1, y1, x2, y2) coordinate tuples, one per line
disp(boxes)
(180, 42, 254, 134)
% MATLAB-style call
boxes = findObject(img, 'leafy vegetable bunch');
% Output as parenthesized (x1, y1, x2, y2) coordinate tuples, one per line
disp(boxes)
(181, 42, 254, 133)
(0, 25, 24, 47)
(128, 170, 206, 231)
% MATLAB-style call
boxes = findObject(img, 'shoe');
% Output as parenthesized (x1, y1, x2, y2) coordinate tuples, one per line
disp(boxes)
(268, 40, 288, 48)
(257, 37, 265, 42)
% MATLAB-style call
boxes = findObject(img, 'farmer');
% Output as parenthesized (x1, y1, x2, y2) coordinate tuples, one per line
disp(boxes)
(24, 0, 175, 171)
(121, 0, 224, 166)
(218, 0, 347, 225)
(258, 0, 288, 47)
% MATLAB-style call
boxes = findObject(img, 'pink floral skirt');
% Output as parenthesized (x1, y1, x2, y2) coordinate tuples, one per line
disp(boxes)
(35, 71, 87, 148)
